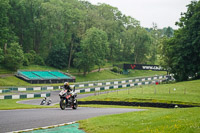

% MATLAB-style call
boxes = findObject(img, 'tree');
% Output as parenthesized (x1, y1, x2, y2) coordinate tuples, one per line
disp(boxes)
(0, 0, 17, 50)
(4, 43, 24, 70)
(46, 45, 68, 69)
(75, 27, 108, 76)
(161, 1, 200, 81)
(0, 48, 4, 64)
(132, 27, 152, 64)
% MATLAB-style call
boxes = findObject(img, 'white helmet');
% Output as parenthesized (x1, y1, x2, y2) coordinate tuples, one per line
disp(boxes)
(64, 82, 69, 86)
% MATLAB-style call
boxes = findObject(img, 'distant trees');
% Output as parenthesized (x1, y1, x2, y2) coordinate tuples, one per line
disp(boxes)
(0, 0, 174, 75)
(46, 45, 68, 69)
(75, 27, 108, 75)
(160, 0, 200, 81)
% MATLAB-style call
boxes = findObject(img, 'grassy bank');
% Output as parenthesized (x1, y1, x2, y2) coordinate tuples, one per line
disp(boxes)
(79, 107, 200, 133)
(0, 69, 166, 86)
(80, 79, 200, 106)
(75, 70, 166, 82)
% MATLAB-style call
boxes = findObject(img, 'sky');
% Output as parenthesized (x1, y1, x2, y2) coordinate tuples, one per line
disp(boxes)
(86, 0, 193, 29)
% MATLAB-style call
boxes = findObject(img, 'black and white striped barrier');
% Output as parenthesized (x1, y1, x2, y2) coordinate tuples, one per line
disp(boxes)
(0, 93, 50, 100)
(71, 75, 165, 88)
(74, 80, 163, 93)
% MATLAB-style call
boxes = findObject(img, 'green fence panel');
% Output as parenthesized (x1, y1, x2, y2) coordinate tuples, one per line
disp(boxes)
(34, 94, 41, 98)
(53, 86, 59, 89)
(27, 88, 33, 91)
(90, 88, 95, 92)
(20, 94, 27, 99)
(4, 95, 12, 99)
(100, 87, 105, 90)
(118, 85, 122, 88)
(80, 90, 85, 93)
(46, 93, 51, 97)
(2, 89, 10, 93)
(109, 86, 114, 89)
(41, 87, 47, 90)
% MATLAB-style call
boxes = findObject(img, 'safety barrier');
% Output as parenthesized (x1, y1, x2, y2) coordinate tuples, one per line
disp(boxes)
(75, 80, 163, 93)
(0, 93, 50, 100)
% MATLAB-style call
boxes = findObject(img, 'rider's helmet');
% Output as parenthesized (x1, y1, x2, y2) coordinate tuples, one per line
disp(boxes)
(64, 82, 69, 88)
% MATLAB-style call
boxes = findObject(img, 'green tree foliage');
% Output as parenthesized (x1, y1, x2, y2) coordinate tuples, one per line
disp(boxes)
(0, 48, 4, 63)
(24, 50, 45, 66)
(4, 43, 24, 70)
(0, 0, 17, 49)
(75, 27, 108, 75)
(160, 1, 200, 81)
(0, 0, 164, 72)
(46, 45, 68, 69)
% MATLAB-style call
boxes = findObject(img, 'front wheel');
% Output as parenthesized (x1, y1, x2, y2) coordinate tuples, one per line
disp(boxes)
(72, 99, 78, 109)
(60, 99, 66, 110)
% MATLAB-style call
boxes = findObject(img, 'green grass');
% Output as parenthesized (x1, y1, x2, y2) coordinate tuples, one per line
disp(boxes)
(80, 79, 200, 106)
(0, 68, 166, 86)
(0, 99, 57, 110)
(0, 76, 63, 87)
(75, 70, 166, 82)
(0, 66, 13, 74)
(79, 107, 200, 133)
(21, 65, 60, 71)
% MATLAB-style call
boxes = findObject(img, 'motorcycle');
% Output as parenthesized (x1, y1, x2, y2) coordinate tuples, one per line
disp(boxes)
(59, 86, 78, 110)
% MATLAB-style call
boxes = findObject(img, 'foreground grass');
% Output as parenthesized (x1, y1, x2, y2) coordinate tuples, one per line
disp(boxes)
(79, 107, 200, 133)
(0, 99, 57, 110)
(80, 79, 200, 106)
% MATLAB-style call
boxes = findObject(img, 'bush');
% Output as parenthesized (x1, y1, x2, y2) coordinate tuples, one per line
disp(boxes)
(35, 55, 45, 66)
(0, 48, 4, 64)
(24, 50, 45, 66)
(46, 45, 68, 69)
(111, 67, 118, 73)
(5, 43, 24, 70)
(23, 56, 30, 66)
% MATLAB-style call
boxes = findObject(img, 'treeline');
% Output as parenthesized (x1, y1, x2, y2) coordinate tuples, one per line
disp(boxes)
(160, 0, 200, 81)
(0, 0, 173, 75)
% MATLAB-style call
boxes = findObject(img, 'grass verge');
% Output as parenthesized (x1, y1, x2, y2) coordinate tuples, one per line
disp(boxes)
(79, 79, 200, 106)
(0, 99, 57, 110)
(79, 107, 200, 133)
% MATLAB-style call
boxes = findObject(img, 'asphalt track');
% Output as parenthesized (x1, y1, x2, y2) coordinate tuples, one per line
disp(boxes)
(1, 90, 145, 133)
(17, 91, 96, 106)
(0, 107, 144, 132)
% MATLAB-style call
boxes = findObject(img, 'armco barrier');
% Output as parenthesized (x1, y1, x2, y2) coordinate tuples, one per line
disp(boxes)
(78, 101, 196, 108)
(0, 86, 59, 94)
(0, 75, 166, 94)
(0, 93, 50, 100)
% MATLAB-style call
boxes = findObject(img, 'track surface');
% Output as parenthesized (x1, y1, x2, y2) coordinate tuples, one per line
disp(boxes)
(17, 90, 117, 106)
(1, 90, 145, 132)
(0, 107, 144, 132)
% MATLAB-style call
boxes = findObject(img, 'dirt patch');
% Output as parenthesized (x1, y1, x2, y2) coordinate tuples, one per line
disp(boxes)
(0, 74, 13, 78)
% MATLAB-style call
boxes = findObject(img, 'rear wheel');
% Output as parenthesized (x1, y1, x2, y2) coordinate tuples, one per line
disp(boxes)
(72, 99, 78, 109)
(60, 99, 66, 110)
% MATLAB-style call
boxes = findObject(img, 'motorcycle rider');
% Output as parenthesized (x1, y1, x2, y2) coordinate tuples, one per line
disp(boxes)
(63, 82, 74, 106)
(63, 82, 72, 92)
